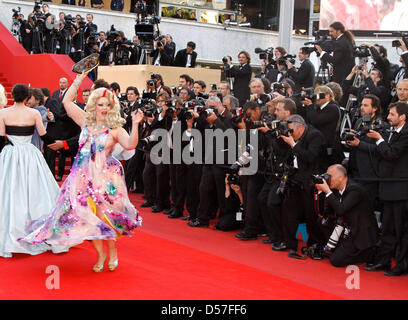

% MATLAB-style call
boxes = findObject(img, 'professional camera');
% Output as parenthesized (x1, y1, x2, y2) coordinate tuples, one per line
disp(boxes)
(12, 7, 21, 19)
(140, 106, 156, 117)
(293, 87, 326, 103)
(275, 163, 297, 195)
(222, 56, 232, 71)
(340, 114, 388, 141)
(271, 82, 288, 96)
(257, 93, 276, 105)
(231, 107, 245, 125)
(304, 30, 334, 56)
(137, 98, 156, 108)
(140, 134, 156, 146)
(392, 32, 408, 48)
(196, 92, 209, 100)
(229, 144, 254, 175)
(311, 173, 331, 185)
(254, 47, 274, 62)
(324, 222, 350, 252)
(278, 54, 296, 65)
(227, 173, 240, 186)
(353, 45, 370, 58)
(184, 99, 203, 109)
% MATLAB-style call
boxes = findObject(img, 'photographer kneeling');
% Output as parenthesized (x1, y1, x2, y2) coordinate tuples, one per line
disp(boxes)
(315, 164, 379, 267)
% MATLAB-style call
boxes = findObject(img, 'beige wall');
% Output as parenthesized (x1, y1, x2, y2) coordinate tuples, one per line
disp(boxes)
(97, 64, 221, 93)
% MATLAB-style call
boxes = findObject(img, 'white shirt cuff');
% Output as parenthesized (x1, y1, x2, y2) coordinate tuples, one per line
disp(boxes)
(326, 191, 333, 198)
(376, 138, 384, 145)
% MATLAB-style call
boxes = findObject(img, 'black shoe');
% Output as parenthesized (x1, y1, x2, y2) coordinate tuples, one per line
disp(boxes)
(272, 242, 288, 251)
(262, 239, 274, 244)
(288, 249, 306, 260)
(151, 205, 163, 213)
(140, 201, 154, 208)
(163, 207, 174, 215)
(235, 231, 257, 241)
(56, 175, 63, 182)
(181, 215, 192, 221)
(168, 212, 183, 219)
(363, 263, 391, 272)
(384, 265, 408, 277)
(187, 219, 209, 228)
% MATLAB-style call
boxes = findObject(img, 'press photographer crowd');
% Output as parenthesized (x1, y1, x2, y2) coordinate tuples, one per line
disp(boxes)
(3, 13, 408, 278)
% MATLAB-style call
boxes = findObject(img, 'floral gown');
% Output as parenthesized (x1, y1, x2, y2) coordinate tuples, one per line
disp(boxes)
(20, 126, 142, 247)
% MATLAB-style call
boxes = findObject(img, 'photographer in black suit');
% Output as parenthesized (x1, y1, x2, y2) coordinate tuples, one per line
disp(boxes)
(188, 96, 234, 227)
(286, 47, 315, 92)
(151, 36, 172, 66)
(343, 65, 387, 110)
(303, 85, 343, 169)
(364, 102, 408, 276)
(315, 21, 355, 87)
(347, 94, 385, 203)
(276, 115, 327, 257)
(224, 51, 252, 106)
(173, 41, 197, 68)
(258, 98, 296, 247)
(315, 164, 379, 267)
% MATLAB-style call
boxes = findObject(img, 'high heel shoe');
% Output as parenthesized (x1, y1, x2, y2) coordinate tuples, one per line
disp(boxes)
(108, 259, 118, 272)
(93, 255, 106, 273)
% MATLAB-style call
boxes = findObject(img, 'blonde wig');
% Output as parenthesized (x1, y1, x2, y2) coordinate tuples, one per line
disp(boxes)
(85, 87, 126, 128)
(0, 84, 7, 108)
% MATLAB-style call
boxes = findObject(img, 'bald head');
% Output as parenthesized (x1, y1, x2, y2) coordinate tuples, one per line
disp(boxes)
(59, 78, 68, 90)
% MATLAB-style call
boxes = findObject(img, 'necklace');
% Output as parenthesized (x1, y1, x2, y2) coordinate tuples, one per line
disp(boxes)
(93, 123, 107, 132)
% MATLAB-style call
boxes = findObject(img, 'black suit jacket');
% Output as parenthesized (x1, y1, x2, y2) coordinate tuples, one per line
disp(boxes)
(291, 125, 325, 189)
(306, 103, 340, 148)
(62, 0, 76, 4)
(287, 59, 315, 91)
(377, 123, 408, 201)
(348, 116, 384, 180)
(173, 49, 197, 68)
(325, 180, 379, 250)
(150, 48, 172, 66)
(230, 64, 252, 106)
(320, 35, 355, 86)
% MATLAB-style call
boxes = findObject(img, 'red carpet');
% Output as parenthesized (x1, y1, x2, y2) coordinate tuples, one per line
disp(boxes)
(0, 192, 407, 300)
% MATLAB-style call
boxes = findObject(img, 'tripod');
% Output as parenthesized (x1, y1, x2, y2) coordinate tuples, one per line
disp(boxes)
(315, 61, 330, 85)
(138, 41, 153, 64)
(339, 66, 365, 137)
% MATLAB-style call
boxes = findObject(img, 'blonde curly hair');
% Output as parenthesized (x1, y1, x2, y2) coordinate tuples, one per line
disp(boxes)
(85, 87, 125, 128)
(0, 84, 7, 109)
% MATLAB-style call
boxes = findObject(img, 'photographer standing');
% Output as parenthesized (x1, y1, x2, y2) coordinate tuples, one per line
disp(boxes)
(225, 51, 252, 106)
(347, 94, 385, 203)
(151, 36, 172, 66)
(278, 115, 327, 257)
(364, 102, 408, 276)
(343, 65, 387, 110)
(315, 164, 379, 267)
(303, 85, 343, 168)
(315, 21, 355, 87)
(187, 96, 233, 227)
(258, 98, 296, 247)
(286, 47, 316, 92)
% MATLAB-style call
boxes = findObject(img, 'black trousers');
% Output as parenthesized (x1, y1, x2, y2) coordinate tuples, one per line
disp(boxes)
(155, 162, 171, 209)
(330, 237, 374, 267)
(196, 165, 227, 224)
(281, 183, 327, 251)
(125, 149, 145, 191)
(375, 200, 408, 269)
(169, 162, 188, 214)
(258, 179, 283, 243)
(43, 146, 57, 176)
(143, 153, 156, 203)
(242, 173, 266, 236)
(185, 163, 202, 220)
